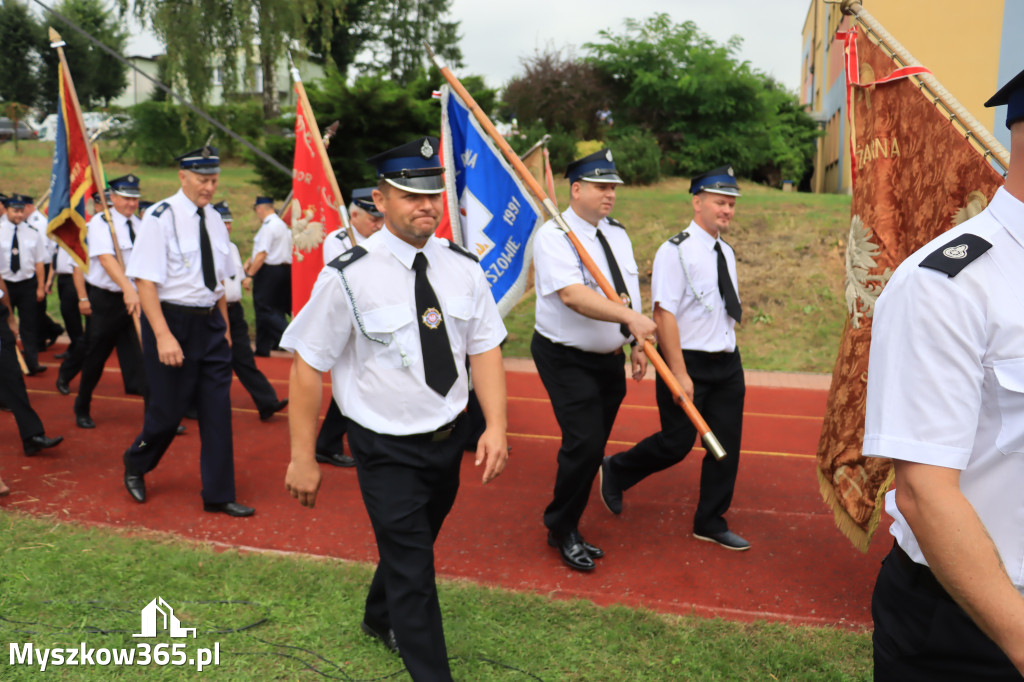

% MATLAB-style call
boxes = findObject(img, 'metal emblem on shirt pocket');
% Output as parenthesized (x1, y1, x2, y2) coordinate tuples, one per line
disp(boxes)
(421, 307, 443, 329)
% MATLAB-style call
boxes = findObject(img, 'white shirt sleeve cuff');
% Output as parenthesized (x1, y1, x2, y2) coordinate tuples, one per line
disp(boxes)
(863, 433, 971, 470)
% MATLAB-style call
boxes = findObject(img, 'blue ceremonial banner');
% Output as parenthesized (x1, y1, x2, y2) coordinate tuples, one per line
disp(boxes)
(440, 85, 542, 317)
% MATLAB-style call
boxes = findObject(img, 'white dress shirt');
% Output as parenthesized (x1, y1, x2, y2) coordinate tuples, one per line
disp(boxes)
(280, 227, 506, 435)
(84, 210, 136, 292)
(253, 213, 293, 265)
(864, 187, 1024, 595)
(652, 221, 739, 353)
(126, 189, 235, 307)
(322, 226, 359, 264)
(224, 242, 244, 303)
(55, 246, 77, 275)
(1, 218, 47, 282)
(532, 206, 642, 354)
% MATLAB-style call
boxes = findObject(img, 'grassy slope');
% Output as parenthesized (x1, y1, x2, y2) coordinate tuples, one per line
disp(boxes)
(0, 513, 871, 681)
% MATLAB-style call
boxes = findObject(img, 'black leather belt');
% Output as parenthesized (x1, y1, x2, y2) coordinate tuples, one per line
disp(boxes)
(407, 415, 462, 442)
(161, 302, 217, 316)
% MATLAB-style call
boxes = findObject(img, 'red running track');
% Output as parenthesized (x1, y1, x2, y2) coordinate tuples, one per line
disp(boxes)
(1, 346, 891, 630)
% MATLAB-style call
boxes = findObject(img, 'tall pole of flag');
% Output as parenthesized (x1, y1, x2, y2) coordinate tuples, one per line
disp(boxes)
(48, 28, 128, 274)
(425, 43, 726, 461)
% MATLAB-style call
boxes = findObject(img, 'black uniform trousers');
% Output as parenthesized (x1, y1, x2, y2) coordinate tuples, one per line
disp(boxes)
(0, 305, 45, 443)
(123, 305, 235, 505)
(607, 348, 743, 535)
(4, 277, 41, 372)
(316, 398, 348, 454)
(73, 285, 148, 418)
(348, 418, 469, 682)
(36, 264, 63, 349)
(531, 332, 626, 537)
(252, 263, 291, 355)
(226, 301, 278, 410)
(872, 542, 1022, 681)
(56, 274, 84, 355)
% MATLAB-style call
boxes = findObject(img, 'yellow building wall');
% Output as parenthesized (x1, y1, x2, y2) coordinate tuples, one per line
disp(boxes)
(867, 0, 1004, 133)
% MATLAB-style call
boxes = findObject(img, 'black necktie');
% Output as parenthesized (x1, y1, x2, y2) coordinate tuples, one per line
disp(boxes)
(126, 218, 135, 245)
(10, 228, 20, 273)
(715, 242, 742, 323)
(413, 252, 458, 397)
(594, 228, 631, 339)
(197, 208, 216, 291)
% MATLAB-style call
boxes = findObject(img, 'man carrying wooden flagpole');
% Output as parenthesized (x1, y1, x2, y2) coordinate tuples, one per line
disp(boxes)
(425, 43, 726, 462)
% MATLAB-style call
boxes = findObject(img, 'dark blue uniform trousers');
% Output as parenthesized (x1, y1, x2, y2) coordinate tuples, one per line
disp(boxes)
(606, 348, 743, 535)
(226, 302, 278, 410)
(252, 263, 290, 355)
(348, 418, 468, 682)
(4, 277, 40, 372)
(0, 304, 45, 443)
(531, 332, 626, 537)
(123, 305, 235, 505)
(315, 398, 348, 454)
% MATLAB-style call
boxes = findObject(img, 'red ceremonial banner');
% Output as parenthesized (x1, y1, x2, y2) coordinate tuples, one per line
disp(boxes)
(816, 26, 1004, 551)
(289, 87, 343, 315)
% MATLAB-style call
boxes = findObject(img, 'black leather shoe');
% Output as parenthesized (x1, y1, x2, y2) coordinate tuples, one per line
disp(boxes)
(600, 457, 622, 515)
(75, 414, 95, 429)
(26, 366, 47, 376)
(176, 425, 186, 435)
(56, 375, 71, 395)
(315, 451, 356, 468)
(124, 472, 146, 503)
(24, 434, 64, 455)
(258, 399, 289, 421)
(54, 351, 69, 360)
(547, 530, 595, 572)
(693, 529, 751, 551)
(203, 501, 255, 517)
(360, 620, 399, 654)
(580, 537, 604, 559)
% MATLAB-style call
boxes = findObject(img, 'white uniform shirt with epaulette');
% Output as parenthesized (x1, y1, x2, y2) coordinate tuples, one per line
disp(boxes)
(864, 186, 1024, 595)
(252, 213, 292, 265)
(125, 189, 236, 307)
(55, 246, 77, 275)
(532, 206, 642, 354)
(224, 242, 245, 304)
(0, 217, 47, 282)
(322, 226, 359, 264)
(26, 210, 56, 261)
(280, 227, 506, 436)
(84, 210, 136, 292)
(652, 221, 739, 353)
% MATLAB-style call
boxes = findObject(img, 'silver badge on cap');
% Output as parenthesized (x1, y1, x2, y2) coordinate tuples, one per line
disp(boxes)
(727, 166, 735, 176)
(420, 139, 434, 158)
(201, 147, 211, 159)
(943, 244, 969, 259)
(606, 150, 613, 162)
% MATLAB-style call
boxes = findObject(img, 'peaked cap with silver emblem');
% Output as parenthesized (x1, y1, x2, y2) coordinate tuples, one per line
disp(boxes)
(351, 187, 383, 217)
(109, 173, 141, 198)
(175, 145, 220, 175)
(564, 147, 623, 185)
(366, 137, 444, 194)
(212, 200, 233, 222)
(690, 165, 741, 197)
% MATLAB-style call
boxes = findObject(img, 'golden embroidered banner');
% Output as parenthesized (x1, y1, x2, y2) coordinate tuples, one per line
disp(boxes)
(816, 26, 1004, 552)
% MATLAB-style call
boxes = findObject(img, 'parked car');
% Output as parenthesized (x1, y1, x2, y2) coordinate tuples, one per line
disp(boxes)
(0, 117, 39, 141)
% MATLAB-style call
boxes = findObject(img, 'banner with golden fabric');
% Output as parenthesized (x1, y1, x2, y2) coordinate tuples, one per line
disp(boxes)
(816, 26, 1004, 551)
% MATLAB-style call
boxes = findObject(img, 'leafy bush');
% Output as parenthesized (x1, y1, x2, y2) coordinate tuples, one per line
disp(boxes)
(124, 100, 264, 166)
(605, 127, 661, 185)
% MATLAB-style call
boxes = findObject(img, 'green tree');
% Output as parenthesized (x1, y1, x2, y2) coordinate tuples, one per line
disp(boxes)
(123, 0, 346, 118)
(354, 0, 462, 84)
(502, 46, 612, 141)
(38, 0, 129, 112)
(584, 13, 819, 184)
(250, 67, 495, 198)
(0, 1, 41, 110)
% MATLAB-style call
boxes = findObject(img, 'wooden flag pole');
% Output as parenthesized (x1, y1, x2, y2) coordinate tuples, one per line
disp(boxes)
(289, 66, 351, 231)
(50, 28, 140, 338)
(425, 44, 727, 460)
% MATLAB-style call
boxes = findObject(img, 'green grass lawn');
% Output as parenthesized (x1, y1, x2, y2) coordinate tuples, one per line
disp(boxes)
(1, 513, 872, 681)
